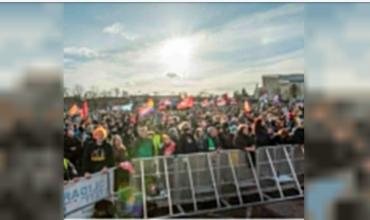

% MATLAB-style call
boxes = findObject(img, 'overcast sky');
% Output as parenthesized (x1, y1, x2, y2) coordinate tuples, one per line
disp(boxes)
(0, 3, 62, 89)
(64, 3, 304, 95)
(305, 3, 370, 93)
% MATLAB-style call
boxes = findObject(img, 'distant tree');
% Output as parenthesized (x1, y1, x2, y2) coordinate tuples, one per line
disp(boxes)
(73, 84, 84, 99)
(63, 87, 69, 97)
(113, 87, 121, 97)
(121, 90, 129, 97)
(84, 90, 95, 99)
(233, 90, 240, 101)
(241, 88, 247, 97)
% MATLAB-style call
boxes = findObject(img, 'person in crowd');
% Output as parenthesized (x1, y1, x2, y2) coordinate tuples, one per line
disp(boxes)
(65, 95, 304, 180)
(233, 124, 255, 152)
(194, 127, 206, 152)
(291, 118, 304, 145)
(204, 126, 222, 152)
(132, 125, 154, 158)
(151, 129, 162, 156)
(64, 157, 79, 184)
(177, 122, 198, 154)
(161, 134, 176, 156)
(112, 134, 131, 190)
(64, 127, 83, 173)
(112, 134, 129, 165)
(233, 124, 256, 166)
(254, 117, 271, 147)
(82, 126, 115, 178)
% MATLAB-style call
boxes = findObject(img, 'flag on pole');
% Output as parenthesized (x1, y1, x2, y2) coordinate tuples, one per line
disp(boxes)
(80, 101, 89, 118)
(177, 96, 194, 110)
(139, 98, 155, 117)
(68, 104, 80, 116)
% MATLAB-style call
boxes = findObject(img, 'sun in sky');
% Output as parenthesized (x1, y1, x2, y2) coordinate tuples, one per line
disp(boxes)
(159, 37, 196, 79)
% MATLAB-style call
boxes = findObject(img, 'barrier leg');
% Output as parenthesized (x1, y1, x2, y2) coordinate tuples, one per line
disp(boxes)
(185, 157, 198, 211)
(283, 147, 303, 195)
(140, 160, 148, 219)
(207, 153, 221, 208)
(265, 148, 284, 199)
(227, 153, 243, 204)
(246, 152, 264, 202)
(163, 157, 174, 215)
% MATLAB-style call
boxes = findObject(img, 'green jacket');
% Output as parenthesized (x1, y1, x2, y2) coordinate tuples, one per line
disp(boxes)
(152, 134, 161, 156)
(134, 138, 154, 158)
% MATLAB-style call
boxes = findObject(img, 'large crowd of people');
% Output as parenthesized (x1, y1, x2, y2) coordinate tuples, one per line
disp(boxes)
(64, 94, 304, 185)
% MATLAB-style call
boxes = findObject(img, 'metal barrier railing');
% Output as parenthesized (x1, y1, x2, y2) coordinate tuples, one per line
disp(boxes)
(64, 145, 304, 218)
(126, 145, 304, 218)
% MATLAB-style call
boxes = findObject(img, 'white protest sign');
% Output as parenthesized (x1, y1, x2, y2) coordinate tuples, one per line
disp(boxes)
(64, 172, 111, 217)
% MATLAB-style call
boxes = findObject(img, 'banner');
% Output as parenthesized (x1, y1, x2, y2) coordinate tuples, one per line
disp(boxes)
(64, 172, 111, 217)
(113, 103, 133, 112)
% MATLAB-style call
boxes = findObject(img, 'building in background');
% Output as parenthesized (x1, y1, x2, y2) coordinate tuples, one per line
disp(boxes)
(262, 73, 304, 100)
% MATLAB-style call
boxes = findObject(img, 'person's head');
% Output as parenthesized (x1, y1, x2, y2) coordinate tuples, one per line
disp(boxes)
(112, 134, 125, 150)
(137, 126, 148, 139)
(66, 128, 74, 138)
(207, 126, 218, 137)
(179, 121, 191, 134)
(162, 134, 172, 145)
(93, 126, 108, 143)
(195, 127, 204, 138)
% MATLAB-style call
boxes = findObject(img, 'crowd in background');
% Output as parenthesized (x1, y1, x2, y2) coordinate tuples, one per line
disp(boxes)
(63, 94, 304, 185)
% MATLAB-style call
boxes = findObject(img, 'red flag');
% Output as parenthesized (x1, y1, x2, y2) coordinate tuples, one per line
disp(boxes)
(177, 96, 194, 110)
(80, 101, 89, 118)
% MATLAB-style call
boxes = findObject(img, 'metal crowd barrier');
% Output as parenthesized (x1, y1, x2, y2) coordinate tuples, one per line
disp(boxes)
(125, 144, 304, 218)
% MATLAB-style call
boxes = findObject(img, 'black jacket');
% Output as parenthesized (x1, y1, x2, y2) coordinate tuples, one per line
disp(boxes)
(255, 125, 271, 147)
(82, 140, 115, 174)
(64, 135, 83, 165)
(177, 134, 199, 154)
(234, 134, 255, 150)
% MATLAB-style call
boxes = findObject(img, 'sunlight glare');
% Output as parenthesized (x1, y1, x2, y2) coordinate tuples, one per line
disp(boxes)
(160, 37, 194, 78)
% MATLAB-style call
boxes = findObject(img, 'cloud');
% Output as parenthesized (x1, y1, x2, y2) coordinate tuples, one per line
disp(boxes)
(103, 22, 136, 40)
(64, 47, 103, 59)
(65, 4, 303, 94)
(166, 72, 180, 79)
(306, 4, 370, 93)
